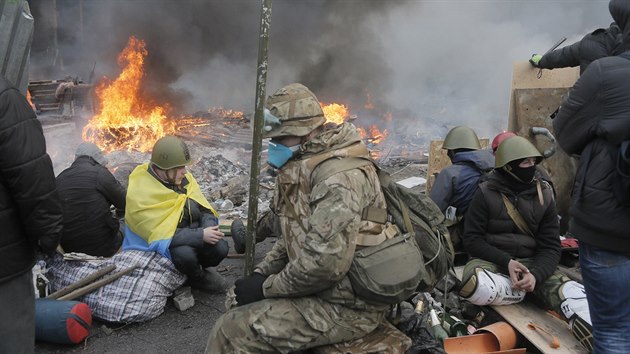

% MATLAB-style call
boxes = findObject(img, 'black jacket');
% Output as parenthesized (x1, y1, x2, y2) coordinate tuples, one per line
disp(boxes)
(463, 171, 560, 284)
(539, 23, 623, 74)
(56, 156, 126, 256)
(553, 1, 630, 253)
(0, 76, 63, 283)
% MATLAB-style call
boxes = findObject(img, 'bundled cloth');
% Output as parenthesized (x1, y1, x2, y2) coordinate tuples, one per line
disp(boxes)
(46, 250, 186, 323)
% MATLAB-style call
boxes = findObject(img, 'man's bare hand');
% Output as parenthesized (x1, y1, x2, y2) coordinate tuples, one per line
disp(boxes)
(513, 272, 536, 292)
(508, 259, 529, 286)
(203, 226, 224, 245)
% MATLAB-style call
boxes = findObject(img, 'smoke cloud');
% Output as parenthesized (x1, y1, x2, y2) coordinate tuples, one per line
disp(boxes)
(29, 0, 613, 141)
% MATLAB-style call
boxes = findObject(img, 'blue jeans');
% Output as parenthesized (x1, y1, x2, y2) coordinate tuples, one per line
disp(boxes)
(579, 242, 630, 354)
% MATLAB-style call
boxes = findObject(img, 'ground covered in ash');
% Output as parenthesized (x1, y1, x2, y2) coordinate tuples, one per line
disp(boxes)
(35, 140, 429, 354)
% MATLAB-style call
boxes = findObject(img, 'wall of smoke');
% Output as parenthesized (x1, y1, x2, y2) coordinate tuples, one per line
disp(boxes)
(28, 0, 612, 140)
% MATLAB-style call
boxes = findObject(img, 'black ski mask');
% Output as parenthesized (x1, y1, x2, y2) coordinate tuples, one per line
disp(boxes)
(503, 159, 536, 184)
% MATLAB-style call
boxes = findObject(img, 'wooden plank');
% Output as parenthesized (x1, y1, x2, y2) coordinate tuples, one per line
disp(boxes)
(491, 302, 587, 354)
(454, 265, 586, 354)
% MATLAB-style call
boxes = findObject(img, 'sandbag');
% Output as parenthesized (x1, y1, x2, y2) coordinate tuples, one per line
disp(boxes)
(35, 299, 92, 344)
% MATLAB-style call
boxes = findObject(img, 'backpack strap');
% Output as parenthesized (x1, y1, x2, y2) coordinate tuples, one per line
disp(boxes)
(501, 193, 535, 238)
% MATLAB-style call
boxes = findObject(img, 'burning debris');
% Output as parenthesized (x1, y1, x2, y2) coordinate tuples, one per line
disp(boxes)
(82, 36, 176, 153)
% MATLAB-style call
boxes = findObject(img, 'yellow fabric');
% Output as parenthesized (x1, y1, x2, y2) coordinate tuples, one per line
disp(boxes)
(125, 163, 217, 243)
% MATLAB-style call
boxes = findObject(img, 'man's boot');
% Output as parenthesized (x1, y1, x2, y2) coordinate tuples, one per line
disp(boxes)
(559, 281, 593, 351)
(230, 219, 247, 254)
(460, 268, 525, 306)
(189, 268, 228, 293)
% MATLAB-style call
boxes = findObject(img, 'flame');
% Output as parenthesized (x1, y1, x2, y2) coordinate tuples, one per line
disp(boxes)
(82, 36, 175, 153)
(358, 124, 388, 145)
(321, 102, 349, 125)
(26, 89, 36, 111)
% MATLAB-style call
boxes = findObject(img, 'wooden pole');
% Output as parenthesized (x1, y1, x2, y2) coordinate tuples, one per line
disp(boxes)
(245, 0, 272, 276)
(57, 264, 139, 301)
(46, 264, 117, 299)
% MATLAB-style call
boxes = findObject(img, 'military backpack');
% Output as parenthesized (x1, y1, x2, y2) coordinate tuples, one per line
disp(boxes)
(312, 156, 455, 304)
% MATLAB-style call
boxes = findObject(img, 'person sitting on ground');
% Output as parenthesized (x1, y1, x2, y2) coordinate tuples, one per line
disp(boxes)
(492, 131, 555, 194)
(123, 136, 245, 292)
(429, 126, 494, 249)
(458, 136, 592, 351)
(206, 83, 402, 352)
(56, 142, 126, 257)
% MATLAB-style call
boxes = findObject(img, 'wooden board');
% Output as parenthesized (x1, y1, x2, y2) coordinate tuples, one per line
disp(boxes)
(453, 266, 587, 354)
(491, 302, 587, 354)
(507, 62, 579, 234)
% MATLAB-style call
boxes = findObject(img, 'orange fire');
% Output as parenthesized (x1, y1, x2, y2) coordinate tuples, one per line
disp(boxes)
(26, 89, 36, 111)
(358, 124, 388, 144)
(321, 102, 349, 125)
(82, 36, 175, 152)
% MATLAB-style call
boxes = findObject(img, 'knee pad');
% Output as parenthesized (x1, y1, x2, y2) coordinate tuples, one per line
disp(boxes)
(559, 281, 591, 324)
(559, 280, 592, 350)
(461, 268, 525, 306)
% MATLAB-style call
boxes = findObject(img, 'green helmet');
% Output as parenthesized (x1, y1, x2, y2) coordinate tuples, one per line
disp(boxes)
(151, 135, 192, 169)
(262, 83, 326, 139)
(495, 136, 543, 168)
(442, 126, 481, 150)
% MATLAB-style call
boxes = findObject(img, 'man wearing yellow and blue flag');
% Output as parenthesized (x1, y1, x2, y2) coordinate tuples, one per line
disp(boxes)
(123, 136, 232, 292)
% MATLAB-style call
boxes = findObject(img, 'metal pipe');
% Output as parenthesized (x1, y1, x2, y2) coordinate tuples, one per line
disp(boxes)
(245, 0, 272, 276)
(530, 127, 556, 158)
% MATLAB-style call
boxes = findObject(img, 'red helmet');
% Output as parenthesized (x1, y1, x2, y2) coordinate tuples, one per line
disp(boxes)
(491, 131, 517, 154)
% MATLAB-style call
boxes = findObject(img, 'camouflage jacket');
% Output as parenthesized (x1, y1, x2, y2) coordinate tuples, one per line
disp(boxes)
(257, 123, 391, 311)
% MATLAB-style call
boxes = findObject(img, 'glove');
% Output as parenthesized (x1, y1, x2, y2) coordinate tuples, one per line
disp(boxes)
(529, 54, 543, 67)
(234, 273, 267, 306)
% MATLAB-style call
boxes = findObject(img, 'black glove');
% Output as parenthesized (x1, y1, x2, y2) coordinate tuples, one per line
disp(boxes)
(234, 273, 267, 306)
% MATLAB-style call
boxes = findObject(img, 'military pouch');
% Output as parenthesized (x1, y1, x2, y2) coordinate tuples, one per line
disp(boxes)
(348, 232, 425, 305)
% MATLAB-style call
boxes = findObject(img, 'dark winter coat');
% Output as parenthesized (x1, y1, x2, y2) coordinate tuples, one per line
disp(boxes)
(56, 156, 126, 256)
(539, 23, 623, 74)
(0, 76, 63, 283)
(552, 0, 630, 254)
(429, 149, 494, 216)
(463, 171, 560, 284)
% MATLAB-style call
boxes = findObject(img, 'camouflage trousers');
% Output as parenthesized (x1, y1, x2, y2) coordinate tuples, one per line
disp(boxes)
(206, 297, 385, 354)
(462, 258, 572, 319)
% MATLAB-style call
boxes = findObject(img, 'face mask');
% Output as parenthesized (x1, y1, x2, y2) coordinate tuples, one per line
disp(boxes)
(504, 162, 536, 184)
(267, 141, 300, 169)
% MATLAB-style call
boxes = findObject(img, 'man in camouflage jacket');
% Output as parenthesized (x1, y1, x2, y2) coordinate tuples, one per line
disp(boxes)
(206, 83, 398, 353)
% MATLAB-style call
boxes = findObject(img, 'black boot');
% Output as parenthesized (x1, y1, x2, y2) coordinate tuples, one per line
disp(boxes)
(230, 219, 247, 254)
(188, 268, 228, 293)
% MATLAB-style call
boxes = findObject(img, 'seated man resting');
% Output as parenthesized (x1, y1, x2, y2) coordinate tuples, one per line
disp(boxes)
(123, 136, 241, 292)
(458, 136, 592, 351)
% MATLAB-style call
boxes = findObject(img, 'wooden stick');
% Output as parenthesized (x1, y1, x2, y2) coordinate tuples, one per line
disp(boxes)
(57, 263, 140, 301)
(528, 322, 561, 349)
(46, 264, 117, 299)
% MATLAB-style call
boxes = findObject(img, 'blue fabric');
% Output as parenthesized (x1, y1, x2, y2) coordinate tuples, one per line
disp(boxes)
(429, 149, 494, 214)
(267, 141, 298, 169)
(122, 224, 172, 259)
(579, 241, 630, 354)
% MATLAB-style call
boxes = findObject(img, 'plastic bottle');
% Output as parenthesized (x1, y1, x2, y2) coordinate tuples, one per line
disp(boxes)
(442, 314, 468, 337)
(429, 307, 449, 343)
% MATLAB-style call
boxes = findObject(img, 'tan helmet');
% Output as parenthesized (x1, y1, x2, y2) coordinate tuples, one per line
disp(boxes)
(151, 135, 192, 169)
(495, 136, 543, 168)
(442, 126, 482, 150)
(262, 83, 326, 139)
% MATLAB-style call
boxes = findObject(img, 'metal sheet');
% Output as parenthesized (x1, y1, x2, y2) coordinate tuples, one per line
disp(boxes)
(0, 0, 33, 94)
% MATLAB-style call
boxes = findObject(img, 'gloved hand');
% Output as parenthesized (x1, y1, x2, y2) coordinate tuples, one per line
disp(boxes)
(529, 54, 543, 67)
(234, 272, 268, 306)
